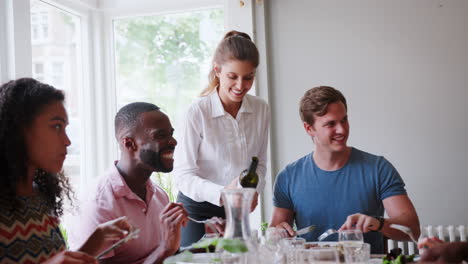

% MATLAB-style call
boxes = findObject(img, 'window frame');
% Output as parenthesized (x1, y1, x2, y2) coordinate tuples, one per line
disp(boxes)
(1, 0, 271, 227)
(100, 0, 226, 171)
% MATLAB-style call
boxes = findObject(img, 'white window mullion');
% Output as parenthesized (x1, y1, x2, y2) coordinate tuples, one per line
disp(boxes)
(251, 0, 273, 228)
(1, 0, 33, 80)
(0, 0, 9, 82)
(79, 9, 99, 192)
(91, 10, 118, 180)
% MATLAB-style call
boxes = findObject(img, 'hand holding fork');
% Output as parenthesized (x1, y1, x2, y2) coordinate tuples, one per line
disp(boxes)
(188, 216, 225, 236)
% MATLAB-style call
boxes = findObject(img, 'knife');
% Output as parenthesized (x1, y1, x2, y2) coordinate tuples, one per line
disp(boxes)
(296, 225, 316, 236)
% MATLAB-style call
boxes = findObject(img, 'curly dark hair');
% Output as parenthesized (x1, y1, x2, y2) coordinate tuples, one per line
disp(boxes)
(0, 78, 73, 217)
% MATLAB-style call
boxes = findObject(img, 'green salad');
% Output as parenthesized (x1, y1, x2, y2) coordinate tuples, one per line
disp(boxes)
(192, 237, 248, 253)
(382, 248, 415, 264)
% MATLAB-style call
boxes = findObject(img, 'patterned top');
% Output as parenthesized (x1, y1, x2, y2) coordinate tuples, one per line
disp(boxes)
(0, 194, 66, 264)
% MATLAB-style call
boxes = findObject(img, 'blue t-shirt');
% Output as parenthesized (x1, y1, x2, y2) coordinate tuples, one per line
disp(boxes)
(273, 147, 406, 253)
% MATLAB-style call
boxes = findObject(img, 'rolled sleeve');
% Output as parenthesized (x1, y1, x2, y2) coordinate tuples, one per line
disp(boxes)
(378, 157, 407, 200)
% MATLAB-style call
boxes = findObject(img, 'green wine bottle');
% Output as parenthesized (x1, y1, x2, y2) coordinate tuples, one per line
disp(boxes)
(240, 156, 259, 188)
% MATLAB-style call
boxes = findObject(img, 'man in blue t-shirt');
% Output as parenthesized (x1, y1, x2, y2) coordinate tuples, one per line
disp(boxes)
(271, 86, 420, 253)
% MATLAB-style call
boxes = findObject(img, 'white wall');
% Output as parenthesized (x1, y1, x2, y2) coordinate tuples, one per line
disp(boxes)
(265, 0, 468, 225)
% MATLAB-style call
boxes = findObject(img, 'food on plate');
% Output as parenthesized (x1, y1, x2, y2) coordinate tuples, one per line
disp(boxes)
(382, 248, 415, 264)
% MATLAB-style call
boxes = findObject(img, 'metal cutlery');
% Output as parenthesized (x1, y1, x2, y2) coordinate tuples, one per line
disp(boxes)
(390, 224, 418, 244)
(97, 228, 140, 259)
(188, 216, 220, 236)
(317, 228, 338, 241)
(296, 225, 316, 236)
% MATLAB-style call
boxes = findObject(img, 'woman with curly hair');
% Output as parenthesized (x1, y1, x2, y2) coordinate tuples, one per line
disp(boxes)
(0, 78, 132, 264)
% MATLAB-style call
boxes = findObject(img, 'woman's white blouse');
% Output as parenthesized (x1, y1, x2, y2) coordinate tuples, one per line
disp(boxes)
(173, 91, 270, 206)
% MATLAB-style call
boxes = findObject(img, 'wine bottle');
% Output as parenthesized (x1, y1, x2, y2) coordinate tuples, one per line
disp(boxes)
(240, 156, 259, 188)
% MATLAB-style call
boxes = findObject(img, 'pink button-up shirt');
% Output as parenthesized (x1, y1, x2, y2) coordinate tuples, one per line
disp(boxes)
(68, 164, 169, 264)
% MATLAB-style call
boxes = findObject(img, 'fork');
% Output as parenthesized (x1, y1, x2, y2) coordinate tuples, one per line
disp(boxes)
(317, 229, 338, 241)
(188, 217, 220, 235)
(390, 224, 418, 244)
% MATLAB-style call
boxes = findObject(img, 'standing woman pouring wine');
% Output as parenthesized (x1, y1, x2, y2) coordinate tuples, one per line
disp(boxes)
(173, 30, 270, 246)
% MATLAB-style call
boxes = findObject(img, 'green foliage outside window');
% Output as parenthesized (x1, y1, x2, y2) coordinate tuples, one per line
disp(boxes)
(60, 224, 68, 245)
(114, 9, 224, 117)
(115, 9, 225, 201)
(152, 172, 176, 202)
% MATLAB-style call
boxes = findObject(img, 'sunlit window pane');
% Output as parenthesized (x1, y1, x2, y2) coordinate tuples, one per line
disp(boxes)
(30, 0, 82, 190)
(113, 9, 224, 200)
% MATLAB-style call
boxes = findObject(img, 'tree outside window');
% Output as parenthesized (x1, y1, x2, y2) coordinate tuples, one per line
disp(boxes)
(114, 9, 224, 200)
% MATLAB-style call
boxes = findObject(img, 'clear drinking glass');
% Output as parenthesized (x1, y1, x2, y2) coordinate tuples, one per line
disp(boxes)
(299, 248, 339, 263)
(265, 227, 289, 245)
(280, 237, 306, 264)
(343, 242, 370, 263)
(279, 237, 306, 248)
(338, 229, 364, 246)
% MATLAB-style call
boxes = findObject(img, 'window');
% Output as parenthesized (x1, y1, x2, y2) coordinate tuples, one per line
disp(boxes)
(30, 10, 49, 42)
(51, 61, 64, 88)
(113, 8, 224, 200)
(32, 62, 44, 81)
(30, 0, 83, 190)
(7, 0, 267, 230)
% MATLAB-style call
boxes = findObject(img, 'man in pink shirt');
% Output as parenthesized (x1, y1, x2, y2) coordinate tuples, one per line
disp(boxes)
(69, 102, 188, 264)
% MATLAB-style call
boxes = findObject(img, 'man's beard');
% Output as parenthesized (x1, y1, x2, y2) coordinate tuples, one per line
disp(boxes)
(139, 148, 172, 173)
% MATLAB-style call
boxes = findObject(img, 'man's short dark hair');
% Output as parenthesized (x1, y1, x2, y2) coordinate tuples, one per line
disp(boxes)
(299, 86, 347, 126)
(114, 102, 160, 137)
